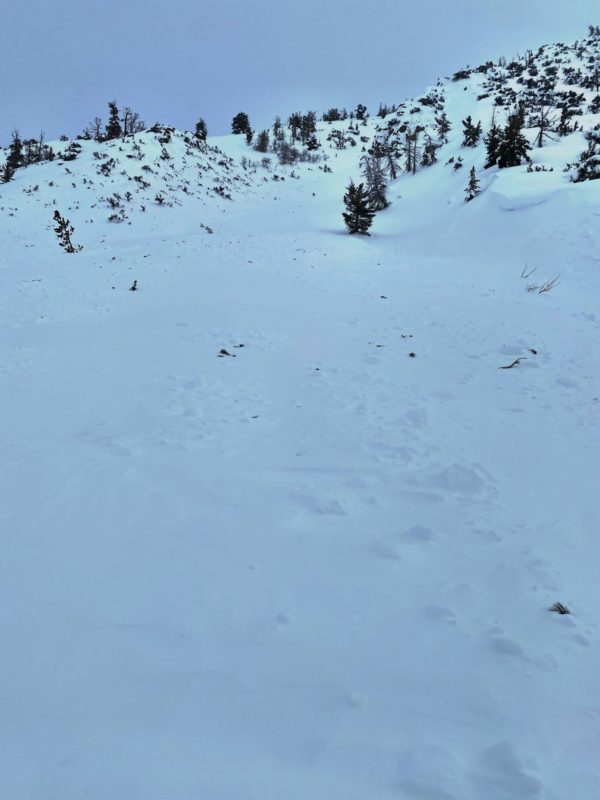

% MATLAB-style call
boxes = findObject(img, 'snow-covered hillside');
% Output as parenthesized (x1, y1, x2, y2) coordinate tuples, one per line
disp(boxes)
(1, 29, 600, 800)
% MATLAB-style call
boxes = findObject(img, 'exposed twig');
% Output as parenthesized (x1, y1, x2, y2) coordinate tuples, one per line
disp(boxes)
(521, 264, 537, 279)
(538, 275, 561, 294)
(499, 357, 527, 369)
(549, 601, 571, 615)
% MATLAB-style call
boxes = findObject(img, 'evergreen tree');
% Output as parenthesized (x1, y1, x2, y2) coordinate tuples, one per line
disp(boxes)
(572, 129, 600, 182)
(287, 112, 302, 142)
(368, 139, 387, 159)
(232, 112, 251, 135)
(558, 106, 572, 137)
(497, 113, 531, 168)
(464, 166, 481, 201)
(0, 161, 15, 183)
(245, 129, 254, 145)
(484, 115, 502, 168)
(421, 135, 438, 166)
(53, 210, 82, 253)
(6, 129, 24, 171)
(195, 118, 208, 141)
(272, 116, 284, 141)
(515, 100, 527, 126)
(435, 111, 451, 143)
(373, 138, 401, 180)
(360, 156, 388, 210)
(278, 141, 299, 165)
(342, 181, 375, 234)
(105, 101, 122, 140)
(355, 103, 367, 120)
(254, 130, 270, 153)
(300, 112, 317, 144)
(462, 116, 482, 147)
(404, 126, 422, 174)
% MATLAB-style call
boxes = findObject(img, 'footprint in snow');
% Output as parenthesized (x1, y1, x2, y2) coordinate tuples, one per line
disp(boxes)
(472, 741, 543, 799)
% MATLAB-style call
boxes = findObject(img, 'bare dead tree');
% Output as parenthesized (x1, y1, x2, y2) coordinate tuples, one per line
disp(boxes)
(531, 105, 558, 148)
(122, 108, 145, 139)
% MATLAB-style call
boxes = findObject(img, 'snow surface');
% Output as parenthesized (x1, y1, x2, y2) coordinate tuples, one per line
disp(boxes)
(2, 38, 600, 800)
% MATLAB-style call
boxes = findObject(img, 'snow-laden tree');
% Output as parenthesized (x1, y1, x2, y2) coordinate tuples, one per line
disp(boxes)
(342, 181, 375, 235)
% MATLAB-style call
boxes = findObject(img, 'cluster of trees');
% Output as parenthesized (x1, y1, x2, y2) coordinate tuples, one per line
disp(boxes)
(377, 102, 399, 118)
(286, 111, 318, 145)
(81, 101, 145, 142)
(1, 99, 151, 184)
(241, 110, 322, 166)
(462, 116, 482, 146)
(484, 110, 531, 168)
(323, 104, 368, 123)
(1, 130, 55, 182)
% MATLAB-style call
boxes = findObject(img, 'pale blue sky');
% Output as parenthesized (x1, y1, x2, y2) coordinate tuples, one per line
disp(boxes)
(1, 0, 598, 143)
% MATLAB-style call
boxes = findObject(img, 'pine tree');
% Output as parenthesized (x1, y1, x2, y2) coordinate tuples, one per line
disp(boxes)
(278, 141, 299, 165)
(464, 166, 480, 201)
(421, 135, 438, 166)
(0, 161, 15, 183)
(272, 117, 284, 142)
(360, 156, 388, 210)
(435, 111, 451, 143)
(373, 138, 401, 180)
(355, 103, 367, 121)
(105, 101, 122, 140)
(558, 106, 572, 136)
(6, 129, 24, 171)
(497, 113, 531, 168)
(572, 129, 600, 182)
(195, 119, 208, 141)
(287, 112, 302, 142)
(300, 112, 317, 144)
(254, 130, 270, 153)
(404, 126, 422, 174)
(53, 210, 82, 253)
(484, 115, 502, 168)
(232, 112, 251, 135)
(462, 116, 482, 147)
(342, 181, 375, 234)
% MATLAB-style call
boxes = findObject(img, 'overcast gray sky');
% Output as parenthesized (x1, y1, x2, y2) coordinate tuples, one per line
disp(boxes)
(1, 0, 598, 144)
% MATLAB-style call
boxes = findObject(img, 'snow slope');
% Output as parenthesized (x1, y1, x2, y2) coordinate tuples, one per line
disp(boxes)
(1, 32, 600, 800)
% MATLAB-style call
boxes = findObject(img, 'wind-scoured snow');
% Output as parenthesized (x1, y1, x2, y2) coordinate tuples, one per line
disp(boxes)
(1, 31, 600, 800)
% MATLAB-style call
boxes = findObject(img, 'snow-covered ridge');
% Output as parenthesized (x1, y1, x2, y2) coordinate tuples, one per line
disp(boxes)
(0, 125, 257, 247)
(2, 29, 600, 243)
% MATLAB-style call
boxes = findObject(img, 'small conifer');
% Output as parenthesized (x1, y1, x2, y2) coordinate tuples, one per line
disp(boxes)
(53, 210, 82, 253)
(462, 116, 482, 147)
(464, 167, 481, 201)
(342, 181, 375, 235)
